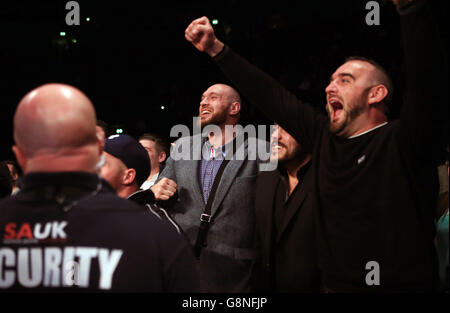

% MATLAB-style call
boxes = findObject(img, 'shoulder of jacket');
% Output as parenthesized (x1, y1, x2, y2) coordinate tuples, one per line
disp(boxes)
(81, 194, 148, 213)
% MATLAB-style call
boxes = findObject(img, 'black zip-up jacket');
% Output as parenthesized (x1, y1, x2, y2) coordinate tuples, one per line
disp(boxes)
(0, 172, 200, 292)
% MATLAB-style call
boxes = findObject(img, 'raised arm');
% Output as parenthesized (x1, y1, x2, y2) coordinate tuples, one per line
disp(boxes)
(185, 17, 327, 153)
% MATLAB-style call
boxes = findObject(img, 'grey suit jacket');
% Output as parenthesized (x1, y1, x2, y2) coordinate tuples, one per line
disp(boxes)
(158, 131, 270, 292)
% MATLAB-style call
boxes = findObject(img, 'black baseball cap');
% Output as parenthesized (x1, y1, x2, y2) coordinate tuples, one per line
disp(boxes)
(104, 134, 150, 186)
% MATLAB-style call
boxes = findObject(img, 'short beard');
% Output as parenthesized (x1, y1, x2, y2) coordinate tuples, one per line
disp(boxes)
(200, 111, 228, 129)
(276, 144, 307, 166)
(328, 95, 367, 135)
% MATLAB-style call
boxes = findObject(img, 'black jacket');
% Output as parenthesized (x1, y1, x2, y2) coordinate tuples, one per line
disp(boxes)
(0, 172, 200, 292)
(253, 164, 321, 292)
(128, 189, 183, 235)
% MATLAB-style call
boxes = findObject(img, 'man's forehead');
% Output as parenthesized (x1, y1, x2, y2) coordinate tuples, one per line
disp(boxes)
(203, 84, 227, 95)
(139, 139, 154, 145)
(139, 139, 155, 149)
(332, 60, 374, 77)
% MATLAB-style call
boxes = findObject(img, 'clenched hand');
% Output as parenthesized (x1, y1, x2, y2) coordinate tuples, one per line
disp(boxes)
(185, 16, 224, 57)
(150, 178, 178, 201)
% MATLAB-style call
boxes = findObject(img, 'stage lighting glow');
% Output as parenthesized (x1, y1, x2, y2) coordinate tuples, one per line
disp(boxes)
(212, 19, 219, 25)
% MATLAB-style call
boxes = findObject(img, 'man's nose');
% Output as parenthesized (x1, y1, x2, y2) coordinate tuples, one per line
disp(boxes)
(277, 131, 282, 141)
(325, 81, 337, 95)
(270, 129, 279, 143)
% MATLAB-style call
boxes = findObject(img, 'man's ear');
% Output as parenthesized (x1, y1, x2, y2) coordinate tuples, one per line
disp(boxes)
(96, 126, 105, 155)
(368, 85, 388, 106)
(12, 145, 26, 173)
(229, 101, 241, 116)
(122, 168, 137, 185)
(158, 151, 167, 164)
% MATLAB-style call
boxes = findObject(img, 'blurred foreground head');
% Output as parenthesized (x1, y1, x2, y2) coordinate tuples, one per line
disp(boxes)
(13, 83, 103, 174)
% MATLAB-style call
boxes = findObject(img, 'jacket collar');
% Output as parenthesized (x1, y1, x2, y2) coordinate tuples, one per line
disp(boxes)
(277, 160, 311, 182)
(20, 171, 116, 197)
(21, 172, 101, 191)
(127, 189, 155, 205)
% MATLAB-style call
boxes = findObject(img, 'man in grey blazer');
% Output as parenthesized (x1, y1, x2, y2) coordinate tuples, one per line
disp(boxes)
(151, 83, 270, 292)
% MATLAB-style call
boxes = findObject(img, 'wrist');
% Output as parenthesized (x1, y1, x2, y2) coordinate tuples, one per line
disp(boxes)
(207, 39, 224, 58)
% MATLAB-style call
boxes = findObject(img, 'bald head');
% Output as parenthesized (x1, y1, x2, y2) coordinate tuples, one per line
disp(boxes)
(14, 83, 98, 156)
(13, 84, 102, 173)
(199, 83, 242, 129)
(213, 84, 241, 104)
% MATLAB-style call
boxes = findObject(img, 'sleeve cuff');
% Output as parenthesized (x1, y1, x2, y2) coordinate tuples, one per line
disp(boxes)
(212, 44, 230, 63)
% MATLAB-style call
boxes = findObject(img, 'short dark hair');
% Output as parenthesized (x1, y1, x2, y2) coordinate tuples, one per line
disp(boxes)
(139, 133, 170, 166)
(96, 120, 114, 138)
(345, 56, 394, 114)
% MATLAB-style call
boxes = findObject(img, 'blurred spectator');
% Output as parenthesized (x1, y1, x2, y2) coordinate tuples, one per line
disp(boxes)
(436, 145, 449, 293)
(2, 160, 21, 194)
(101, 134, 150, 198)
(101, 134, 181, 234)
(139, 133, 170, 189)
(96, 119, 115, 138)
(0, 162, 12, 198)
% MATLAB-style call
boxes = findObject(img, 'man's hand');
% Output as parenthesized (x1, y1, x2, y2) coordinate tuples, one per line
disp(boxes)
(185, 16, 224, 57)
(150, 178, 178, 201)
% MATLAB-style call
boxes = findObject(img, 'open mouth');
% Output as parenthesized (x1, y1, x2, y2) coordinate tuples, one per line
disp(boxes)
(200, 110, 212, 117)
(271, 143, 286, 153)
(329, 99, 343, 121)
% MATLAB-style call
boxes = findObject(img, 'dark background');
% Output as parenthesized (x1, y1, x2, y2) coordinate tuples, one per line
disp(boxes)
(0, 0, 448, 161)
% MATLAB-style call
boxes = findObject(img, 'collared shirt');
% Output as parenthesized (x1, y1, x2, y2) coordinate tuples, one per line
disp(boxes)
(199, 139, 227, 204)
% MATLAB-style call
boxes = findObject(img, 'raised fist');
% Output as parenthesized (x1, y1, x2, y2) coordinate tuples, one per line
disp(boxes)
(150, 177, 178, 201)
(185, 16, 224, 57)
